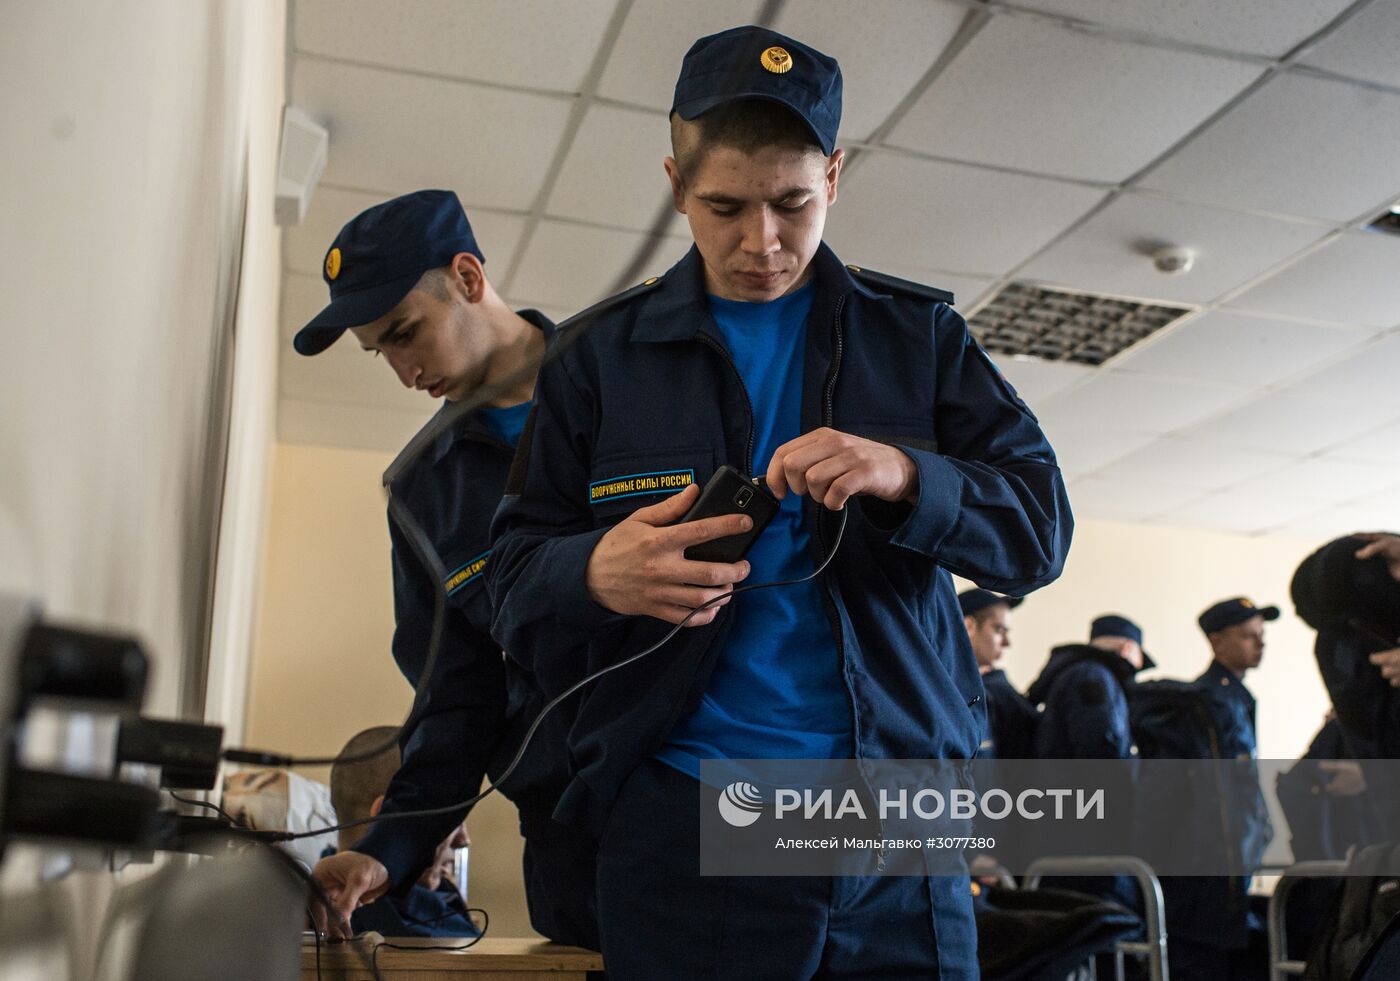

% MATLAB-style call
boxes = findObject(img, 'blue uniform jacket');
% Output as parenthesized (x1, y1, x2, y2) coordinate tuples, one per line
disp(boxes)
(486, 243, 1073, 836)
(1027, 645, 1138, 760)
(979, 668, 1040, 759)
(354, 312, 580, 896)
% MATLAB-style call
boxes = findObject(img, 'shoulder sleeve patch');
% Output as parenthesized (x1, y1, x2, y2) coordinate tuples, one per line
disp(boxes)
(846, 264, 955, 306)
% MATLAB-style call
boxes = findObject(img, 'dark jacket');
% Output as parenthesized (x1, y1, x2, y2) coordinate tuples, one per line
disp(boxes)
(351, 312, 596, 947)
(979, 668, 1040, 759)
(1027, 645, 1140, 760)
(487, 243, 1073, 836)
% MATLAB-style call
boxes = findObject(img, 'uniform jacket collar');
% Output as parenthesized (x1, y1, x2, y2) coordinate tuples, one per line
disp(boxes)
(426, 308, 553, 466)
(629, 242, 885, 344)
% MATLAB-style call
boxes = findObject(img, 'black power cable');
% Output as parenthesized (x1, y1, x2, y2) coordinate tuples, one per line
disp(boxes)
(223, 294, 620, 771)
(256, 507, 849, 844)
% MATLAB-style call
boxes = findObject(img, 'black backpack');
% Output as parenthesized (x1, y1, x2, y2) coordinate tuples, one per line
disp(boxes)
(1129, 681, 1273, 866)
(1302, 842, 1400, 981)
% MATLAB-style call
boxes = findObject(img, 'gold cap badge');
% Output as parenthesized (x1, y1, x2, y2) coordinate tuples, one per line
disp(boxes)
(1240, 598, 1254, 608)
(325, 247, 342, 281)
(760, 46, 793, 74)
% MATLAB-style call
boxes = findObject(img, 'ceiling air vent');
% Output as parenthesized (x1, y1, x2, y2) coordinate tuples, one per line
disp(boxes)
(1366, 206, 1400, 237)
(969, 282, 1194, 366)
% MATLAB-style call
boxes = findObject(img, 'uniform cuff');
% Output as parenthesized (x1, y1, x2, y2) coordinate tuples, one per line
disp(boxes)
(550, 527, 633, 631)
(870, 444, 962, 556)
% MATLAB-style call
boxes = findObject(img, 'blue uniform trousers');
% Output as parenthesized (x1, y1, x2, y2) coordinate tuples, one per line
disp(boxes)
(595, 759, 977, 980)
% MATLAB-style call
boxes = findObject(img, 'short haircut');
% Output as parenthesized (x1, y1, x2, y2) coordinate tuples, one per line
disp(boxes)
(329, 726, 401, 824)
(411, 265, 452, 302)
(670, 99, 824, 183)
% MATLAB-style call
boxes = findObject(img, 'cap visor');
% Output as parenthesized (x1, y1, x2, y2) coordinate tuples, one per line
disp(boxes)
(1259, 605, 1280, 621)
(292, 273, 421, 356)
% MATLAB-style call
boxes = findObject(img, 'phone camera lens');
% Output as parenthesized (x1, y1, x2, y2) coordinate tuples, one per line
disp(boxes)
(734, 487, 753, 508)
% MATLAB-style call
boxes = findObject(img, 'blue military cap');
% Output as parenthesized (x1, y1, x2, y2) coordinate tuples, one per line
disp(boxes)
(1091, 614, 1147, 654)
(958, 588, 1023, 618)
(294, 189, 483, 356)
(671, 25, 843, 155)
(1198, 597, 1280, 635)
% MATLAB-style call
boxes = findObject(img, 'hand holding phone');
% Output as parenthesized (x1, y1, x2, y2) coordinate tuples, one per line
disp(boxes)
(680, 465, 780, 563)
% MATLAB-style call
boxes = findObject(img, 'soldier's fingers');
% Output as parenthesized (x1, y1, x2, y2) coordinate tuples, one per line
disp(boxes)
(672, 558, 750, 587)
(662, 512, 752, 548)
(627, 483, 700, 526)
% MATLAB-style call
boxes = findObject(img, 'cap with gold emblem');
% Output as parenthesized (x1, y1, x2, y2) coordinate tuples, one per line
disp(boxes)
(293, 189, 483, 356)
(671, 25, 842, 155)
(1198, 597, 1280, 635)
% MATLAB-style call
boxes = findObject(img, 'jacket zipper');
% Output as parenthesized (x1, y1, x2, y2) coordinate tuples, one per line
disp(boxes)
(817, 296, 881, 868)
(697, 333, 755, 476)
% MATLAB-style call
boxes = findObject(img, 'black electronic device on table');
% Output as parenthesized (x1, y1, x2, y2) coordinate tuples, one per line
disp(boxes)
(680, 465, 780, 563)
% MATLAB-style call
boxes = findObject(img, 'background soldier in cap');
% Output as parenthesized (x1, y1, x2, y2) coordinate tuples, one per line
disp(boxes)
(294, 190, 597, 951)
(1028, 614, 1152, 761)
(1026, 614, 1152, 918)
(959, 588, 1038, 759)
(1196, 596, 1280, 749)
(488, 24, 1071, 980)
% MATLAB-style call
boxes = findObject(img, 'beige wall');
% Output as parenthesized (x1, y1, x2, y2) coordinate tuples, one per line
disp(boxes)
(248, 442, 1346, 940)
(961, 520, 1334, 762)
(0, 1, 286, 978)
(245, 442, 534, 935)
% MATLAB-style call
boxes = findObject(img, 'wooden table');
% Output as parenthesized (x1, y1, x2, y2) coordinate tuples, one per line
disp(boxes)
(300, 935, 604, 980)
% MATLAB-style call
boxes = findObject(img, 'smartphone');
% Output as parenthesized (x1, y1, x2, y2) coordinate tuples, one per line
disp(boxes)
(680, 465, 780, 563)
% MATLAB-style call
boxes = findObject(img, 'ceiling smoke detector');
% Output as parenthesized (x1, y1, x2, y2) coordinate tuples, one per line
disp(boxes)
(969, 282, 1194, 366)
(1152, 245, 1196, 275)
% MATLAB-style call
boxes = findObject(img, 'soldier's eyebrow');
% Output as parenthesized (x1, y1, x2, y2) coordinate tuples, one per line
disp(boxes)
(695, 185, 814, 206)
(361, 315, 411, 351)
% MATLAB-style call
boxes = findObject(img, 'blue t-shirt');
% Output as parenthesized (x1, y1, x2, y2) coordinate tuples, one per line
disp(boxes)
(478, 400, 532, 447)
(658, 281, 854, 781)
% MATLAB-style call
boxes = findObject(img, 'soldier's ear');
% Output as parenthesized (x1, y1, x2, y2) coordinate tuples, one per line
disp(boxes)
(450, 252, 487, 303)
(663, 157, 687, 214)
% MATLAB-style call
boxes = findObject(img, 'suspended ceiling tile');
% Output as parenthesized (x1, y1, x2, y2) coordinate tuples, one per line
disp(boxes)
(294, 59, 572, 212)
(1273, 333, 1400, 410)
(1016, 0, 1355, 57)
(279, 343, 426, 414)
(545, 104, 682, 234)
(294, 0, 617, 92)
(509, 220, 693, 311)
(1037, 426, 1159, 480)
(1326, 416, 1400, 464)
(1101, 437, 1297, 491)
(1035, 373, 1247, 437)
(1227, 456, 1400, 502)
(1299, 0, 1400, 90)
(824, 153, 1106, 276)
(597, 0, 764, 110)
(1181, 392, 1382, 454)
(991, 358, 1093, 408)
(1156, 489, 1331, 536)
(1274, 498, 1400, 541)
(281, 271, 328, 342)
(773, 0, 966, 140)
(1226, 232, 1400, 328)
(887, 15, 1262, 182)
(286, 186, 528, 281)
(1141, 72, 1400, 223)
(1020, 193, 1326, 306)
(1068, 475, 1208, 520)
(1112, 309, 1376, 388)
